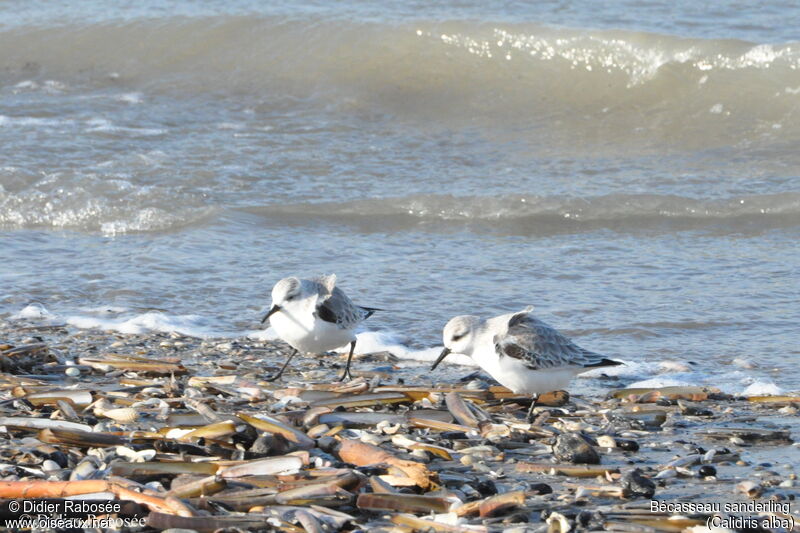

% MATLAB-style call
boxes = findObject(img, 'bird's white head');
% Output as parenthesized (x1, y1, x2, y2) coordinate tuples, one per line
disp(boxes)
(261, 277, 305, 324)
(271, 277, 303, 305)
(431, 315, 482, 370)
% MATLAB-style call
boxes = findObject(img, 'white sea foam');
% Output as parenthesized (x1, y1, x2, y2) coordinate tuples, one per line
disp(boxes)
(11, 303, 55, 320)
(247, 327, 280, 341)
(337, 330, 476, 367)
(64, 311, 219, 337)
(6, 304, 791, 395)
(741, 381, 784, 396)
(85, 118, 166, 137)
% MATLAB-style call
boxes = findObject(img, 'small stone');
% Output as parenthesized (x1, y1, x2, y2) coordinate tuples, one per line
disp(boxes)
(621, 468, 656, 499)
(316, 436, 337, 454)
(779, 480, 794, 488)
(476, 479, 497, 496)
(249, 435, 273, 456)
(736, 480, 763, 498)
(698, 465, 716, 477)
(616, 439, 640, 452)
(553, 432, 600, 464)
(528, 482, 552, 495)
(65, 367, 80, 377)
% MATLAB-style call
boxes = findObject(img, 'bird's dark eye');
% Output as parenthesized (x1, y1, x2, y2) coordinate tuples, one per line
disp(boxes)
(286, 294, 296, 301)
(452, 332, 466, 342)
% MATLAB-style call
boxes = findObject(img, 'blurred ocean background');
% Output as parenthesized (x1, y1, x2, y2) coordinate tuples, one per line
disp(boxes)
(1, 1, 798, 394)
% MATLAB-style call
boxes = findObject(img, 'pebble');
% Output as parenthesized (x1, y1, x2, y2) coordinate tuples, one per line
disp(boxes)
(698, 465, 716, 477)
(736, 480, 763, 498)
(621, 468, 656, 499)
(553, 432, 600, 464)
(65, 367, 80, 377)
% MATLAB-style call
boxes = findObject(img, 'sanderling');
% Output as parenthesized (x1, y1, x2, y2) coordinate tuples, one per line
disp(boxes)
(261, 274, 379, 381)
(432, 306, 621, 418)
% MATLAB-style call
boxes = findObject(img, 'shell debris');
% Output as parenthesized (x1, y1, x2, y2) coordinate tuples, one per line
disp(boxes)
(0, 323, 796, 531)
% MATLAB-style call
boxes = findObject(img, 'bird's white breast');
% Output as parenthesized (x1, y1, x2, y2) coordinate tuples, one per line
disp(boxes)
(270, 305, 355, 354)
(472, 342, 581, 395)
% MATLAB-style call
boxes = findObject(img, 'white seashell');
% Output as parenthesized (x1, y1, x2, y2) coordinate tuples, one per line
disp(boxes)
(115, 446, 155, 463)
(41, 459, 61, 472)
(377, 420, 401, 435)
(360, 432, 383, 446)
(546, 511, 572, 532)
(655, 468, 677, 479)
(736, 480, 762, 497)
(145, 481, 165, 491)
(98, 407, 138, 423)
(666, 454, 701, 468)
(165, 428, 194, 439)
(390, 434, 418, 448)
(596, 435, 616, 448)
(70, 459, 98, 481)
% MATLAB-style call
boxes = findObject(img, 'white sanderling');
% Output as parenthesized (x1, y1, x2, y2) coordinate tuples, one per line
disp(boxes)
(432, 306, 621, 418)
(261, 274, 379, 381)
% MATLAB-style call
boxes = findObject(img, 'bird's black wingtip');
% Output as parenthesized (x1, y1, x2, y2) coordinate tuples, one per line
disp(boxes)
(584, 358, 624, 368)
(360, 306, 382, 319)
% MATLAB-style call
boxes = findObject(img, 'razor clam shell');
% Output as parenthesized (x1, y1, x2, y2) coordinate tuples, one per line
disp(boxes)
(219, 456, 304, 478)
(0, 417, 92, 432)
(25, 389, 93, 407)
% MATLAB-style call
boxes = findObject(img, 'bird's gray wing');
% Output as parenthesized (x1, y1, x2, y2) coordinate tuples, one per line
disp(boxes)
(315, 285, 370, 329)
(494, 311, 613, 370)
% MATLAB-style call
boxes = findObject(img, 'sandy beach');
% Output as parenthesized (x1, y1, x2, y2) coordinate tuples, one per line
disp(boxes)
(1, 320, 798, 531)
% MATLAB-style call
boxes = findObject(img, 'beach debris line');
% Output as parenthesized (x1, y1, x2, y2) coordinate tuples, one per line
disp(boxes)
(0, 325, 797, 531)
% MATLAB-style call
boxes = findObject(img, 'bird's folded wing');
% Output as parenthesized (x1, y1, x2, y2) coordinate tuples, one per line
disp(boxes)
(494, 313, 596, 370)
(316, 287, 363, 328)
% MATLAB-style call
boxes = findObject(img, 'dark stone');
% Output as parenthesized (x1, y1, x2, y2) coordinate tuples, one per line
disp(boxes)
(681, 405, 714, 416)
(553, 432, 600, 464)
(316, 436, 338, 454)
(476, 479, 497, 496)
(528, 482, 553, 495)
(621, 468, 656, 499)
(47, 450, 70, 468)
(441, 431, 468, 440)
(616, 439, 640, 452)
(249, 435, 273, 456)
(577, 510, 593, 527)
(698, 465, 717, 477)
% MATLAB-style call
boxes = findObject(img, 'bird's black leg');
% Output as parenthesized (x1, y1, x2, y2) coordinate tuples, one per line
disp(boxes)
(526, 394, 539, 422)
(265, 348, 298, 382)
(339, 340, 356, 382)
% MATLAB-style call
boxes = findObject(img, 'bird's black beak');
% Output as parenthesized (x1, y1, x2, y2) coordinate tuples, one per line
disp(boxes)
(431, 347, 451, 371)
(261, 305, 280, 324)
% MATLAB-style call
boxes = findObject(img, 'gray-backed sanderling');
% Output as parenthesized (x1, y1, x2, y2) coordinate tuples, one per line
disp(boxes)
(262, 274, 379, 381)
(432, 306, 621, 418)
